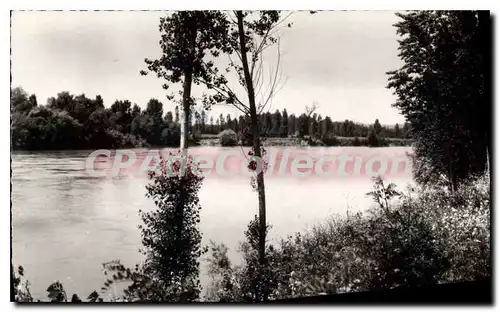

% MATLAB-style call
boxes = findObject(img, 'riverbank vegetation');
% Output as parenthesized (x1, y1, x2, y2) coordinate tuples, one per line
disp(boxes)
(204, 173, 489, 301)
(13, 172, 490, 302)
(11, 86, 410, 150)
(12, 10, 490, 303)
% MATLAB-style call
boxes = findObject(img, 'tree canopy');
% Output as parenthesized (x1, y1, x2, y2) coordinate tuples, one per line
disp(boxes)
(387, 11, 490, 190)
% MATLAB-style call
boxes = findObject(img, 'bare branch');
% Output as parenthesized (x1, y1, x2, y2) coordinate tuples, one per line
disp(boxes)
(228, 11, 239, 25)
(305, 101, 319, 117)
(253, 54, 265, 98)
(228, 53, 247, 94)
(233, 46, 244, 65)
(198, 78, 250, 115)
(261, 74, 287, 114)
(250, 37, 260, 79)
(202, 11, 290, 119)
(273, 11, 294, 30)
(258, 39, 286, 114)
(249, 11, 293, 79)
(251, 30, 273, 75)
(194, 59, 252, 115)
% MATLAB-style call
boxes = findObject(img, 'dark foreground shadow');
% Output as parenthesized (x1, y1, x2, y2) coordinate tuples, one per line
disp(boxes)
(274, 279, 492, 304)
(13, 279, 492, 304)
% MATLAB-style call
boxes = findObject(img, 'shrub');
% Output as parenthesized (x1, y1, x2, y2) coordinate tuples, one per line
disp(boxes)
(405, 173, 491, 282)
(100, 152, 206, 302)
(105, 129, 146, 149)
(268, 182, 448, 296)
(367, 129, 381, 147)
(307, 136, 324, 146)
(207, 174, 490, 300)
(12, 266, 33, 302)
(161, 126, 181, 147)
(362, 179, 450, 289)
(12, 266, 92, 302)
(218, 130, 238, 147)
(142, 153, 205, 299)
(320, 133, 340, 146)
(206, 215, 279, 302)
(352, 137, 362, 146)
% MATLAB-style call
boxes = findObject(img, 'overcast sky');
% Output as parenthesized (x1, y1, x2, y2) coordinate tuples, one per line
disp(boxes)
(11, 11, 406, 125)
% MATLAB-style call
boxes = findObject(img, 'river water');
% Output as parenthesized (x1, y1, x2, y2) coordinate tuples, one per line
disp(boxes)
(11, 146, 413, 300)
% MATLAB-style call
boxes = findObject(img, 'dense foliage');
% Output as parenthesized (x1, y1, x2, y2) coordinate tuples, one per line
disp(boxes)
(218, 129, 238, 146)
(99, 154, 206, 302)
(10, 88, 180, 150)
(387, 11, 490, 190)
(206, 174, 490, 301)
(204, 110, 410, 143)
(140, 154, 205, 300)
(140, 11, 231, 150)
(11, 87, 409, 150)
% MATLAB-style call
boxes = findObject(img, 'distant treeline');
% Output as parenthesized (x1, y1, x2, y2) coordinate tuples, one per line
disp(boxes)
(10, 87, 410, 150)
(204, 110, 410, 140)
(205, 110, 410, 147)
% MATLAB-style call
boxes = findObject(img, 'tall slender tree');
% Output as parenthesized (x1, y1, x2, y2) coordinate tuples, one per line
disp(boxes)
(174, 106, 180, 124)
(193, 12, 292, 298)
(280, 109, 289, 138)
(141, 11, 230, 152)
(288, 114, 297, 136)
(138, 11, 231, 301)
(200, 110, 207, 133)
(387, 11, 490, 190)
(373, 119, 382, 135)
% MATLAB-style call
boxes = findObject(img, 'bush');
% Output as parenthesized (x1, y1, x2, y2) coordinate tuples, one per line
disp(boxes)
(320, 133, 340, 146)
(271, 180, 449, 296)
(160, 126, 181, 147)
(205, 215, 279, 302)
(99, 152, 206, 302)
(405, 173, 491, 282)
(105, 129, 147, 149)
(142, 153, 205, 300)
(367, 129, 382, 147)
(218, 130, 238, 147)
(12, 266, 33, 302)
(352, 137, 362, 146)
(206, 174, 490, 300)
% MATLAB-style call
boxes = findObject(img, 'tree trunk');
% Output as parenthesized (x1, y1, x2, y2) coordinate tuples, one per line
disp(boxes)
(176, 25, 197, 274)
(447, 142, 457, 194)
(236, 11, 268, 269)
(180, 29, 196, 154)
(180, 73, 193, 154)
(179, 24, 197, 175)
(477, 11, 491, 177)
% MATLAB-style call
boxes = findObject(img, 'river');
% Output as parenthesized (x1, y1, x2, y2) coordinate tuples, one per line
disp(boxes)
(11, 146, 413, 300)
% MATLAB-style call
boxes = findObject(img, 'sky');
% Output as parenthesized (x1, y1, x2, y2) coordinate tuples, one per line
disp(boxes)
(11, 11, 406, 125)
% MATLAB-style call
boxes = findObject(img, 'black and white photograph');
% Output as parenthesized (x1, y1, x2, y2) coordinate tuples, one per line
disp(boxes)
(9, 6, 492, 304)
